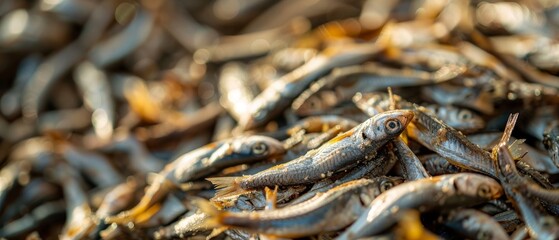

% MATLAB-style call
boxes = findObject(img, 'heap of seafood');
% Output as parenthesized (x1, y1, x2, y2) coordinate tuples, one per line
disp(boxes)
(1, 0, 559, 239)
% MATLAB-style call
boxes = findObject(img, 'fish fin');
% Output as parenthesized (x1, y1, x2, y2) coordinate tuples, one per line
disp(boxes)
(387, 87, 396, 111)
(396, 210, 439, 240)
(207, 176, 247, 197)
(498, 113, 519, 147)
(207, 227, 228, 240)
(264, 186, 278, 210)
(105, 177, 173, 224)
(134, 203, 162, 224)
(322, 129, 355, 146)
(193, 198, 227, 230)
(105, 199, 160, 224)
(399, 134, 409, 145)
(491, 113, 519, 159)
(508, 139, 527, 161)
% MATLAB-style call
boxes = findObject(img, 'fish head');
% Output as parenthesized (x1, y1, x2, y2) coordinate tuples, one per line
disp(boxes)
(213, 135, 286, 163)
(362, 110, 414, 141)
(451, 174, 503, 200)
(448, 108, 486, 132)
(240, 87, 282, 130)
(238, 135, 286, 157)
(293, 91, 338, 116)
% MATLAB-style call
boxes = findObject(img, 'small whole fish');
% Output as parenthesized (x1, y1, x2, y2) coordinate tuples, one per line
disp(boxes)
(337, 173, 503, 240)
(171, 135, 286, 182)
(214, 185, 307, 212)
(106, 135, 285, 224)
(353, 92, 485, 132)
(440, 209, 510, 240)
(240, 44, 383, 130)
(292, 62, 457, 116)
(208, 110, 413, 197)
(495, 144, 559, 239)
(199, 178, 402, 238)
(393, 138, 430, 180)
(407, 105, 498, 177)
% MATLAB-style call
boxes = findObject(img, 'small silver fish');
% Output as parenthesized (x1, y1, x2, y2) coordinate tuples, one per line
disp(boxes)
(209, 110, 413, 197)
(199, 178, 401, 238)
(337, 173, 502, 239)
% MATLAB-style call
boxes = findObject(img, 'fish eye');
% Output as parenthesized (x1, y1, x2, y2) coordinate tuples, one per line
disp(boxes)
(458, 110, 472, 120)
(254, 110, 266, 120)
(540, 217, 556, 229)
(380, 180, 394, 192)
(252, 142, 268, 154)
(477, 183, 491, 198)
(384, 119, 401, 133)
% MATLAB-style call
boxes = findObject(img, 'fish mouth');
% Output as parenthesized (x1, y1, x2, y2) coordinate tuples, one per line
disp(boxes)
(397, 110, 415, 127)
(491, 185, 504, 199)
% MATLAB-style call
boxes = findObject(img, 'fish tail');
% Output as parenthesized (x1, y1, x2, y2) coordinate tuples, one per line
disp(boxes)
(207, 227, 228, 240)
(206, 176, 246, 197)
(492, 113, 519, 159)
(498, 113, 519, 148)
(105, 199, 156, 224)
(508, 139, 527, 160)
(105, 177, 172, 224)
(264, 186, 278, 210)
(194, 198, 226, 229)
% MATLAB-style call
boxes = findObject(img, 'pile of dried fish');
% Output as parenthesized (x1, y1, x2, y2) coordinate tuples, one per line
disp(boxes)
(2, 0, 559, 239)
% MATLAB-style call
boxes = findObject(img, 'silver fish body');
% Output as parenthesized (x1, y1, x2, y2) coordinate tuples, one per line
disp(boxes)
(209, 110, 413, 196)
(337, 173, 502, 240)
(206, 178, 401, 238)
